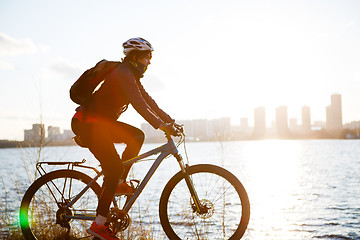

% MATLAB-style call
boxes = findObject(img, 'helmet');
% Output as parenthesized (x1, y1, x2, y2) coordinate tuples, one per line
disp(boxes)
(123, 37, 154, 56)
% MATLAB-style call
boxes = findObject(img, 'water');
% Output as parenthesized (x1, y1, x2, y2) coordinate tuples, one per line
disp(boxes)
(1, 140, 359, 239)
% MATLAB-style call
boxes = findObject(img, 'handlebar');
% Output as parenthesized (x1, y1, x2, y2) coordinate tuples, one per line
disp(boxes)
(164, 123, 185, 140)
(173, 123, 184, 135)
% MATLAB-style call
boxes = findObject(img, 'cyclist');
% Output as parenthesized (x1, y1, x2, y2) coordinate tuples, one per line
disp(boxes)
(71, 37, 178, 240)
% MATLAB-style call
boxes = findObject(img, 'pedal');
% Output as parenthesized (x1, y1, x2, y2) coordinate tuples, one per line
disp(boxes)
(129, 179, 140, 190)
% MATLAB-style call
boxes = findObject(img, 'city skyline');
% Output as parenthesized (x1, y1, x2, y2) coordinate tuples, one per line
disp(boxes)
(0, 93, 355, 145)
(174, 94, 348, 129)
(23, 123, 73, 144)
(142, 94, 360, 141)
(5, 93, 360, 142)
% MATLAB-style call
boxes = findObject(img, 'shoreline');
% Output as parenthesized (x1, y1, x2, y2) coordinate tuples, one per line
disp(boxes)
(1, 135, 359, 149)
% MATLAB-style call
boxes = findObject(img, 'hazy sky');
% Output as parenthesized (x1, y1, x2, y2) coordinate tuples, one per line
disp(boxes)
(1, 0, 360, 140)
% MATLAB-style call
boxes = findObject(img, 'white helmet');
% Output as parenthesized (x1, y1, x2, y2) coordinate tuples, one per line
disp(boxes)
(123, 37, 154, 56)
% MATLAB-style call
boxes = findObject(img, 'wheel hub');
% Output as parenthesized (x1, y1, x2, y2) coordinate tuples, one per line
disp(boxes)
(56, 203, 73, 228)
(192, 199, 215, 219)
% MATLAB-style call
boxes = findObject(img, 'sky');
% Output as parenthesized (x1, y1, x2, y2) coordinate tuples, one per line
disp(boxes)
(1, 0, 360, 140)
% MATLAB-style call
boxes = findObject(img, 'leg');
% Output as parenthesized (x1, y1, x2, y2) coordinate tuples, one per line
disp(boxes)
(87, 121, 123, 217)
(87, 121, 144, 216)
(108, 121, 145, 179)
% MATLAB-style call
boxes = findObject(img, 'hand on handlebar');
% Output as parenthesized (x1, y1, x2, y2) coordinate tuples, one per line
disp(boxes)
(159, 122, 183, 137)
(173, 123, 184, 134)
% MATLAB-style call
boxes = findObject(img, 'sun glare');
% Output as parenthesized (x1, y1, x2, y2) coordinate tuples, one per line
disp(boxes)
(243, 140, 303, 238)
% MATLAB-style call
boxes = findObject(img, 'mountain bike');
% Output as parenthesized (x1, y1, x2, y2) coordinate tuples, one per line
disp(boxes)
(19, 126, 250, 239)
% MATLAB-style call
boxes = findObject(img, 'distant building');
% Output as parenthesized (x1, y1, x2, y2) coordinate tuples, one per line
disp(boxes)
(326, 106, 332, 129)
(33, 124, 45, 142)
(302, 106, 311, 133)
(140, 123, 163, 141)
(208, 117, 231, 140)
(269, 121, 277, 135)
(240, 118, 249, 133)
(24, 123, 45, 143)
(276, 106, 289, 136)
(178, 120, 195, 139)
(192, 119, 208, 140)
(344, 120, 360, 130)
(253, 107, 266, 137)
(61, 130, 74, 141)
(48, 126, 61, 142)
(326, 94, 343, 131)
(289, 118, 299, 132)
(24, 129, 33, 142)
(141, 117, 231, 141)
(24, 123, 73, 145)
(312, 120, 326, 130)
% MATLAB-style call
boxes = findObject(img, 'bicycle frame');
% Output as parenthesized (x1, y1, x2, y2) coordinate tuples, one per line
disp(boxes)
(121, 137, 180, 212)
(63, 135, 201, 221)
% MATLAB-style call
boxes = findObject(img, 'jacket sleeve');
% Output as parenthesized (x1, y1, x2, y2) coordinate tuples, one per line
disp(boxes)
(114, 69, 164, 129)
(136, 81, 174, 124)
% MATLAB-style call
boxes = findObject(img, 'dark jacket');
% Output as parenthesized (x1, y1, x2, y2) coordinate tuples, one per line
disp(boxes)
(81, 61, 173, 129)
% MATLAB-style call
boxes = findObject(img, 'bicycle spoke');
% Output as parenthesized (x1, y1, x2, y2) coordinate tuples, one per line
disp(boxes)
(20, 170, 102, 239)
(160, 164, 249, 240)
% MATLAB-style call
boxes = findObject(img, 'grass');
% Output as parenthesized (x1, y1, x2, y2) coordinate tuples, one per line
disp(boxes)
(0, 178, 157, 240)
(0, 178, 25, 240)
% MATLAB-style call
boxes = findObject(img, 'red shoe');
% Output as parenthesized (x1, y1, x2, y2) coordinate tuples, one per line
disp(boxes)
(87, 222, 119, 240)
(115, 182, 134, 196)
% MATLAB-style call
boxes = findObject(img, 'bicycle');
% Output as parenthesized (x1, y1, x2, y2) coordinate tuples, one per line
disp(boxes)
(19, 126, 250, 239)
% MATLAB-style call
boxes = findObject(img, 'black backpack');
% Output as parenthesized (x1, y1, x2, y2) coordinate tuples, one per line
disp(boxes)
(70, 59, 120, 106)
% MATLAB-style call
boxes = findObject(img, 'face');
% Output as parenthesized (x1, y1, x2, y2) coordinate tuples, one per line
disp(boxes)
(135, 52, 152, 66)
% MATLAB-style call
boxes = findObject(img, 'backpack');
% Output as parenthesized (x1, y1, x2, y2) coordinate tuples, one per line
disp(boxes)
(70, 59, 120, 106)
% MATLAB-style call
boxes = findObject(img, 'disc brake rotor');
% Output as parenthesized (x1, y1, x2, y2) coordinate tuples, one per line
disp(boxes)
(192, 199, 215, 219)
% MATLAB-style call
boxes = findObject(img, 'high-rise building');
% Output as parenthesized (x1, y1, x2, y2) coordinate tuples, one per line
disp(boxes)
(301, 106, 311, 132)
(276, 106, 288, 136)
(24, 123, 45, 143)
(32, 124, 45, 142)
(326, 94, 343, 131)
(48, 126, 61, 141)
(331, 94, 343, 128)
(253, 107, 266, 137)
(24, 129, 33, 142)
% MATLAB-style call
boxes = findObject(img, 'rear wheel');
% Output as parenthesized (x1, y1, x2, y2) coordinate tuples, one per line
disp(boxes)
(159, 164, 250, 239)
(20, 170, 102, 240)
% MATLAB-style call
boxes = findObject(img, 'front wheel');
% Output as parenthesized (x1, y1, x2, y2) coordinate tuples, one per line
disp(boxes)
(159, 164, 250, 240)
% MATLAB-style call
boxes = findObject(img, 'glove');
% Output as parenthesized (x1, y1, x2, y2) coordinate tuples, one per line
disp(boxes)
(159, 123, 179, 136)
(173, 123, 184, 134)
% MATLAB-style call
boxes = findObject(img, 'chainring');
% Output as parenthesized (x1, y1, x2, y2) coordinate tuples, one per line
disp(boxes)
(108, 208, 131, 233)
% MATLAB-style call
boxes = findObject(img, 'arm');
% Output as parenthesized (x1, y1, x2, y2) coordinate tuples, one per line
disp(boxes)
(136, 80, 174, 123)
(113, 69, 164, 129)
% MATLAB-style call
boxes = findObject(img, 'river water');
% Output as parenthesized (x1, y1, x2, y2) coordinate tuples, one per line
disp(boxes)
(0, 139, 359, 239)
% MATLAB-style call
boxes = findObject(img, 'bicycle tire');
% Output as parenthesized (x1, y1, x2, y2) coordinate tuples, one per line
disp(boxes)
(19, 169, 102, 240)
(159, 164, 250, 240)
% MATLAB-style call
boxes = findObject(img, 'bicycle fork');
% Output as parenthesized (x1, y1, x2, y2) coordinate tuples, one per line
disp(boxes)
(174, 153, 203, 213)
